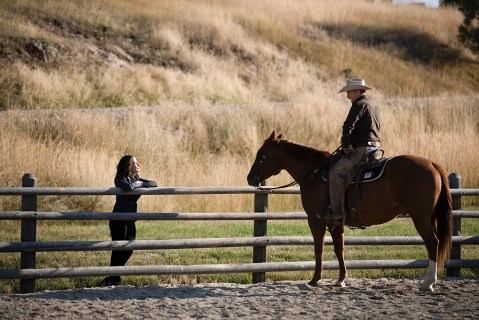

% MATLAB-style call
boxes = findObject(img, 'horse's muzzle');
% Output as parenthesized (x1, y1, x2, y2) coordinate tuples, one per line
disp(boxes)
(247, 173, 261, 187)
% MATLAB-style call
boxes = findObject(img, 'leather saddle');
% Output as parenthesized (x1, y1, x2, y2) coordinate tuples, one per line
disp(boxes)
(322, 150, 391, 230)
(351, 156, 391, 184)
(348, 152, 391, 229)
(326, 149, 390, 184)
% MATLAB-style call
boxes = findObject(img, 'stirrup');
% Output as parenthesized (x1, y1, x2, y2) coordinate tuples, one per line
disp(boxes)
(327, 220, 343, 232)
(323, 215, 342, 226)
(328, 218, 342, 230)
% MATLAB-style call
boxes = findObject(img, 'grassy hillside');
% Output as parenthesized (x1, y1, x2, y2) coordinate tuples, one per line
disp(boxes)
(0, 0, 478, 109)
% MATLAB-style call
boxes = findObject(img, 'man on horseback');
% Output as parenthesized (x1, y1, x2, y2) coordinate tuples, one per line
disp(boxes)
(326, 78, 381, 228)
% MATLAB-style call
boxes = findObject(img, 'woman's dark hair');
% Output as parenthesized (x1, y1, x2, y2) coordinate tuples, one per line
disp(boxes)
(117, 155, 134, 178)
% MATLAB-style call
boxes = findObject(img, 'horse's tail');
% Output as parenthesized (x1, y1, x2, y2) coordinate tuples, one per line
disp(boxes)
(432, 162, 453, 268)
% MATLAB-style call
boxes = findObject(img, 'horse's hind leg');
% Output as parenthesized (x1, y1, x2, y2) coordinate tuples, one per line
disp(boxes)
(411, 216, 439, 291)
(331, 226, 347, 287)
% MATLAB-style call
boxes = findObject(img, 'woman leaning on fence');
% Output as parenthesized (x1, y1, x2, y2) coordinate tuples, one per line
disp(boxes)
(99, 155, 157, 287)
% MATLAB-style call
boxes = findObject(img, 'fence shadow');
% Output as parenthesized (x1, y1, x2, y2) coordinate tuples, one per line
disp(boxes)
(6, 283, 307, 301)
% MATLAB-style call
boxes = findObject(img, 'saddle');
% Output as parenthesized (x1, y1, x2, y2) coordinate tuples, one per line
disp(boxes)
(351, 156, 391, 184)
(326, 149, 390, 184)
(348, 152, 391, 229)
(323, 149, 391, 230)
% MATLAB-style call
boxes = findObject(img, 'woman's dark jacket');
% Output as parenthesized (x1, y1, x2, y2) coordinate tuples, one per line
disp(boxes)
(341, 95, 381, 148)
(113, 175, 157, 213)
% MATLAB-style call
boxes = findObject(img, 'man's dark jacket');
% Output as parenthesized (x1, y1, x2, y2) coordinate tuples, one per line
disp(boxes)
(341, 95, 381, 148)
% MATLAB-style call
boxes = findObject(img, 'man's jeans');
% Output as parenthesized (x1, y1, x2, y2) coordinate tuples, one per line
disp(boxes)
(329, 147, 367, 221)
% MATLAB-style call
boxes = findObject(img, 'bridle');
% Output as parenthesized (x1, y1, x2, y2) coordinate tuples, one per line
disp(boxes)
(255, 146, 342, 190)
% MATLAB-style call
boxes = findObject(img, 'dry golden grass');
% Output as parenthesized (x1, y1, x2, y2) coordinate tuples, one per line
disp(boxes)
(0, 0, 478, 213)
(0, 0, 477, 109)
(1, 95, 478, 213)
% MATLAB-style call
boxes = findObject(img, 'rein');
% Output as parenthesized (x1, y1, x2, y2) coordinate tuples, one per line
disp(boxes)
(258, 180, 299, 190)
(257, 146, 342, 190)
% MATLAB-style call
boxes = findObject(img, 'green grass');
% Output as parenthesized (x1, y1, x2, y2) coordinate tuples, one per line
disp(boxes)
(0, 215, 477, 293)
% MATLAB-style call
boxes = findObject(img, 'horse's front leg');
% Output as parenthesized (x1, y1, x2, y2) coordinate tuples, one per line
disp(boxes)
(307, 215, 326, 287)
(330, 226, 347, 287)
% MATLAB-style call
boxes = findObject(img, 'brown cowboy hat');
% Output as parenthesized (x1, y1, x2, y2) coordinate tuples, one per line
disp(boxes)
(338, 78, 372, 93)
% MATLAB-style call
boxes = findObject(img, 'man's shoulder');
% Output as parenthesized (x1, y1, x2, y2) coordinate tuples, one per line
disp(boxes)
(354, 96, 376, 108)
(356, 95, 370, 103)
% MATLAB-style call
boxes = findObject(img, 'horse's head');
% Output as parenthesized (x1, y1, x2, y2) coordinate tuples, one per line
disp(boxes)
(247, 130, 283, 187)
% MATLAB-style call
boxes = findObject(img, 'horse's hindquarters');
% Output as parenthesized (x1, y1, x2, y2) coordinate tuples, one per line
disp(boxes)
(347, 155, 440, 226)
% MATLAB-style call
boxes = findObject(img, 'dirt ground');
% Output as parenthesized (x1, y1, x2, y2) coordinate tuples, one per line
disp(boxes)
(1, 277, 478, 319)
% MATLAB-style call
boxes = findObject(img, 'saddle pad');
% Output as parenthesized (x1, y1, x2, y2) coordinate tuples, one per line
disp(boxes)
(354, 158, 391, 183)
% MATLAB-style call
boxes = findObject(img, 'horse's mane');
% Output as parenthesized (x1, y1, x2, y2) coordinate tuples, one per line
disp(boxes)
(279, 139, 331, 161)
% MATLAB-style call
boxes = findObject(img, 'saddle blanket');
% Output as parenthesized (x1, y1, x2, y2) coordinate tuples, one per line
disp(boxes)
(352, 158, 391, 183)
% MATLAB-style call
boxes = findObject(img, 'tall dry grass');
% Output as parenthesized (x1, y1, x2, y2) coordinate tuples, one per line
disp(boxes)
(0, 0, 476, 110)
(0, 0, 478, 212)
(1, 95, 478, 213)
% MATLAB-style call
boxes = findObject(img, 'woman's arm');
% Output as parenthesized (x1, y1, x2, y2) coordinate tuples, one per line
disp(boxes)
(138, 178, 158, 188)
(114, 175, 137, 191)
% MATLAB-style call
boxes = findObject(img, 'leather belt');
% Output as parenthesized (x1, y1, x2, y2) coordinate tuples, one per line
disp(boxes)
(354, 141, 380, 147)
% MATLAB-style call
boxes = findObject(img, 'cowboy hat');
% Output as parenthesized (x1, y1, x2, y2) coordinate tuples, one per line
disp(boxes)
(338, 78, 372, 93)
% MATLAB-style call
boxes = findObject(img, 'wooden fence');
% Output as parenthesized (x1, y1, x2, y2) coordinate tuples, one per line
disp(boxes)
(0, 172, 478, 293)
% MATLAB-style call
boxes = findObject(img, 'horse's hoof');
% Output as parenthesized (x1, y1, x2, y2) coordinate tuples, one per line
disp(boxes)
(308, 280, 318, 287)
(335, 280, 346, 287)
(420, 284, 434, 292)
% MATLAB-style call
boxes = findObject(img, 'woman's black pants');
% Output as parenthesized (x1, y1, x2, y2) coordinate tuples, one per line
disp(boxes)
(108, 220, 136, 282)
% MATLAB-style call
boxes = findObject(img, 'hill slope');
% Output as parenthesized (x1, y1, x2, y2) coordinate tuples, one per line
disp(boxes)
(0, 0, 477, 109)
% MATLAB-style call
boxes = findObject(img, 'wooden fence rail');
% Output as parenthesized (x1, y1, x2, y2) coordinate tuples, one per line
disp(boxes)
(1, 236, 478, 252)
(1, 210, 478, 221)
(2, 260, 479, 281)
(0, 172, 478, 293)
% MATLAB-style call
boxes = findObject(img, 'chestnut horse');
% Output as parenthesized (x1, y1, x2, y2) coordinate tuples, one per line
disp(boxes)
(247, 131, 453, 291)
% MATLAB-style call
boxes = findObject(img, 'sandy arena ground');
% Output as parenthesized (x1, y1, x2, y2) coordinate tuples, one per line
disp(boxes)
(1, 277, 478, 319)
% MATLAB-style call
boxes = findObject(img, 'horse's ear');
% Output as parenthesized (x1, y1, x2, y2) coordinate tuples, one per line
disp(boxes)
(269, 130, 276, 140)
(277, 133, 283, 140)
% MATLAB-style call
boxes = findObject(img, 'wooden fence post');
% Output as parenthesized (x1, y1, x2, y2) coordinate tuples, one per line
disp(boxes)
(252, 181, 268, 283)
(20, 173, 37, 293)
(447, 172, 461, 277)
